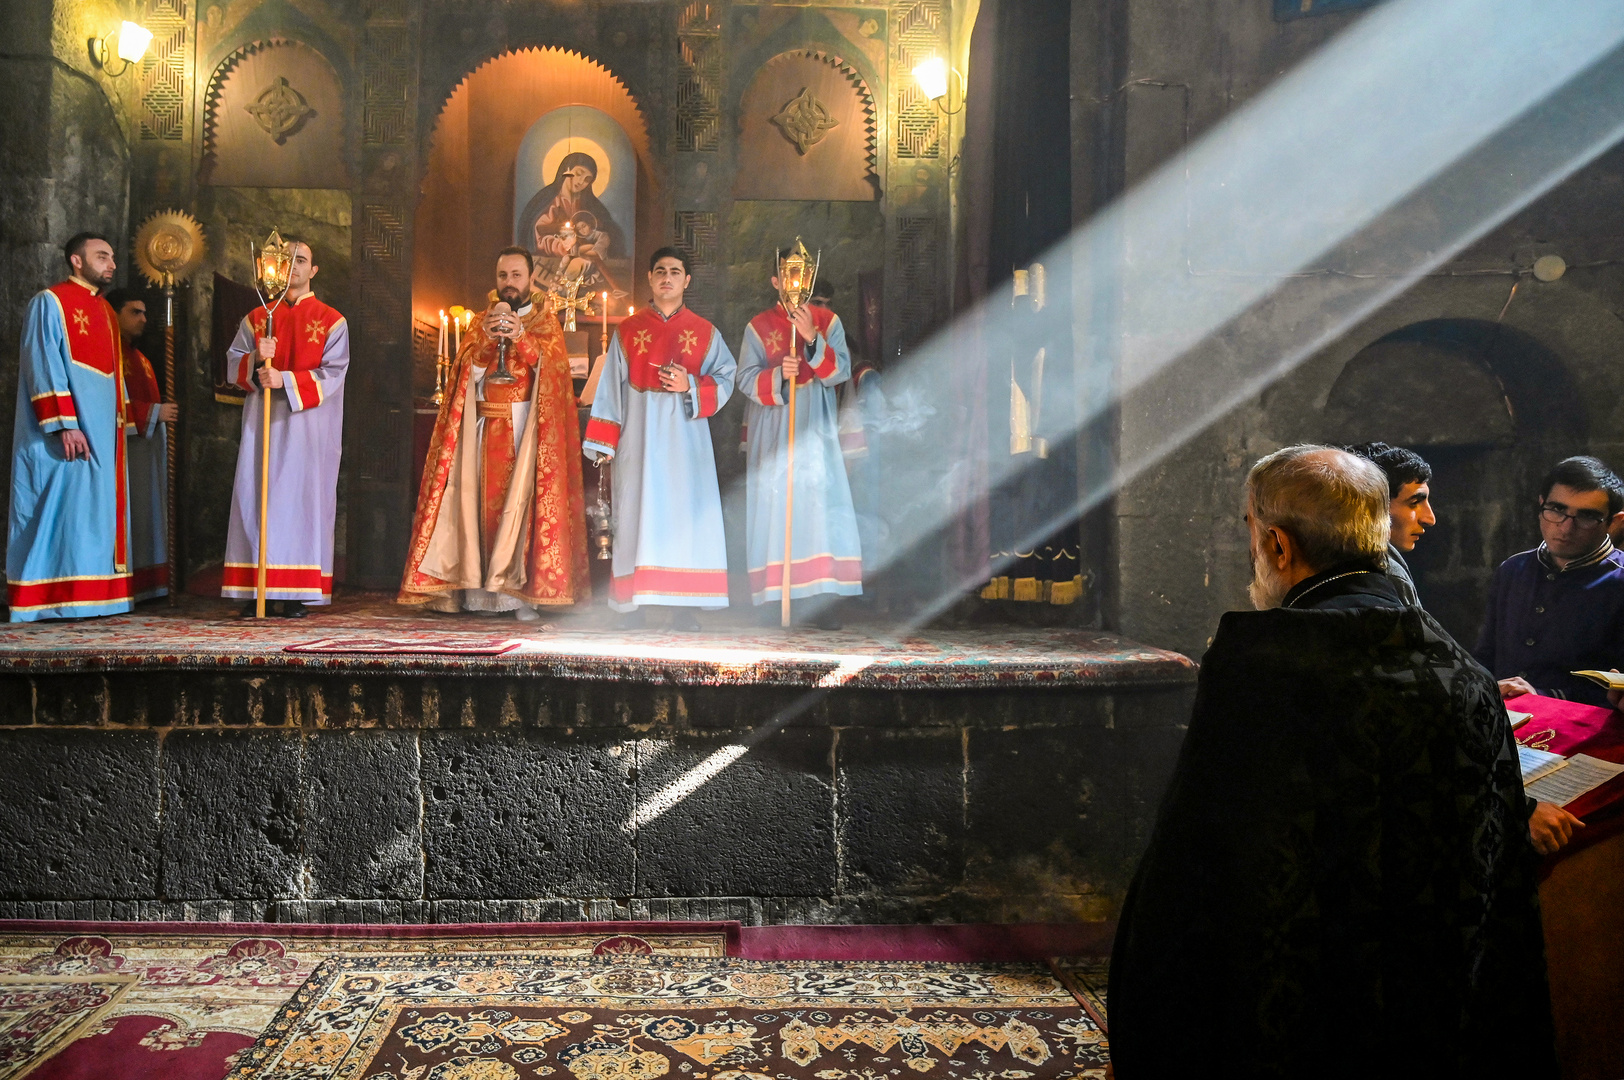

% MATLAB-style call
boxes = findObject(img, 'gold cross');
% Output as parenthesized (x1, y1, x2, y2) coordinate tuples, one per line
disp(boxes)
(305, 321, 325, 345)
(764, 329, 784, 355)
(677, 329, 699, 356)
(253, 315, 268, 337)
(72, 309, 90, 336)
(631, 329, 652, 356)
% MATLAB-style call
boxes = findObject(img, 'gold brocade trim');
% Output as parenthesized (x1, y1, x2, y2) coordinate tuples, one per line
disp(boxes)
(476, 400, 513, 420)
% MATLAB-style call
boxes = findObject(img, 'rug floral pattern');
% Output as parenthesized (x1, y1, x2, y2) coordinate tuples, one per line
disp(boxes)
(226, 957, 1109, 1080)
(0, 928, 729, 1079)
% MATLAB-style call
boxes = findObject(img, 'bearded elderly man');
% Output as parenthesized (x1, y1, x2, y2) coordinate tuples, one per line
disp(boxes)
(1109, 445, 1556, 1079)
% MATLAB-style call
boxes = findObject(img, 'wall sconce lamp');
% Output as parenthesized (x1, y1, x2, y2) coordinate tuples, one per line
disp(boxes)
(912, 56, 965, 115)
(91, 21, 154, 77)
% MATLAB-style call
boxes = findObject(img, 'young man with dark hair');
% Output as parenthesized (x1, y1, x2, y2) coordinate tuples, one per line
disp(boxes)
(106, 288, 178, 600)
(582, 245, 735, 630)
(7, 233, 135, 620)
(736, 244, 862, 627)
(1475, 454, 1624, 706)
(1345, 441, 1435, 606)
(221, 239, 348, 616)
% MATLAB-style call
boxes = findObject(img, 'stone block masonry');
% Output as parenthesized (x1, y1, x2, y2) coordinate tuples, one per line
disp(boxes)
(0, 669, 1194, 924)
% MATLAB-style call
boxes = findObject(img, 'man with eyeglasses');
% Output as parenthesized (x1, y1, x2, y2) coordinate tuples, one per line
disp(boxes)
(1475, 456, 1624, 709)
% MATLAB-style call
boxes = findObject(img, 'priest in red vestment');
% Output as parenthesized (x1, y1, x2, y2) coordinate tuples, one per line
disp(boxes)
(398, 247, 589, 616)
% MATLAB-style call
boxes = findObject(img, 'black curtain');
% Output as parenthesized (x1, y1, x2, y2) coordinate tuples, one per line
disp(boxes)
(981, 0, 1082, 607)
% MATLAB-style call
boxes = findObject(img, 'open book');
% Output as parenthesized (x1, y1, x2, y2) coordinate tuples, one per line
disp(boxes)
(1520, 749, 1624, 807)
(1572, 669, 1624, 691)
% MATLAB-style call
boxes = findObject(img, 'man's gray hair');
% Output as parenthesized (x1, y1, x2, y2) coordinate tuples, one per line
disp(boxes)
(1247, 444, 1390, 573)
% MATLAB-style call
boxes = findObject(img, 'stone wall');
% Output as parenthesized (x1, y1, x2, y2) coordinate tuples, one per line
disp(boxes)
(0, 670, 1192, 924)
(0, 0, 131, 573)
(1100, 3, 1624, 660)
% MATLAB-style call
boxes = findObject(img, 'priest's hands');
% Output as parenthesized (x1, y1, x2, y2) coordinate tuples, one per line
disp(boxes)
(1529, 800, 1584, 855)
(1497, 676, 1536, 699)
(789, 305, 816, 342)
(659, 363, 691, 393)
(483, 308, 521, 341)
(157, 403, 179, 423)
(58, 430, 89, 460)
(781, 354, 801, 382)
(257, 366, 285, 389)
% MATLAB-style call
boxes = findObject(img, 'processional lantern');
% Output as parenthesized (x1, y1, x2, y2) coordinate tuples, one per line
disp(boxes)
(773, 236, 820, 628)
(133, 209, 206, 606)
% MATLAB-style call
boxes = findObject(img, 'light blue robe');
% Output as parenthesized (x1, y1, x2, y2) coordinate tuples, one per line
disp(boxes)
(583, 309, 735, 611)
(7, 286, 133, 621)
(738, 311, 863, 604)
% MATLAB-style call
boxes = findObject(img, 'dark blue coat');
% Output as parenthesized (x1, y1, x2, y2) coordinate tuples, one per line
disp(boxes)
(1473, 546, 1624, 707)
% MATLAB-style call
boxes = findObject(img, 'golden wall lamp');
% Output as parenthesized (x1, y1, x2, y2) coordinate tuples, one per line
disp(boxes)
(91, 21, 153, 77)
(912, 56, 965, 115)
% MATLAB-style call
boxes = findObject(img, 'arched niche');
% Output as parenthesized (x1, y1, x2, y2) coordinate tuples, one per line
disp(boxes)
(1323, 319, 1586, 644)
(1323, 337, 1514, 447)
(735, 49, 879, 201)
(201, 39, 349, 188)
(414, 47, 653, 383)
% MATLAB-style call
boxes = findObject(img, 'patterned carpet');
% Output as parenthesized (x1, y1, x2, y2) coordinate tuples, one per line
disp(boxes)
(227, 955, 1109, 1080)
(0, 593, 1194, 689)
(0, 924, 730, 1080)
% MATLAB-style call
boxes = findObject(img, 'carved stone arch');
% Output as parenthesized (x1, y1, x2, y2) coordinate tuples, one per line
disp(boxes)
(423, 47, 654, 181)
(735, 49, 880, 201)
(201, 39, 350, 187)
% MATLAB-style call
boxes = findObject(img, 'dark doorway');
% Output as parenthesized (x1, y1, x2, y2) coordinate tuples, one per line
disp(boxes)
(1324, 319, 1585, 645)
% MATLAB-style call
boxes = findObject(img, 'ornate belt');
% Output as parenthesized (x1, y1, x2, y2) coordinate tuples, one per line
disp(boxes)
(475, 401, 514, 420)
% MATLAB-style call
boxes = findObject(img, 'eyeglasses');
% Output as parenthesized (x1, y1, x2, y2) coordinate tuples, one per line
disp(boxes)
(1540, 502, 1610, 529)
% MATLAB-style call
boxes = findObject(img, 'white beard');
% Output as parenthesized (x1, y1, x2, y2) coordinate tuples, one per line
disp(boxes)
(1248, 550, 1290, 611)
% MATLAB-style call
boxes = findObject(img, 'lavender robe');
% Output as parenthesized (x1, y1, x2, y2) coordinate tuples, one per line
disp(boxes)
(222, 311, 348, 603)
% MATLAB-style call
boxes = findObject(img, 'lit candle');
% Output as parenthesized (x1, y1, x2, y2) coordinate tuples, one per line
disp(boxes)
(601, 291, 609, 337)
(439, 309, 447, 358)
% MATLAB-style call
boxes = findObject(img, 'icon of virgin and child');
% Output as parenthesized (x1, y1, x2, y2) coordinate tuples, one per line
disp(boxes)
(517, 151, 629, 301)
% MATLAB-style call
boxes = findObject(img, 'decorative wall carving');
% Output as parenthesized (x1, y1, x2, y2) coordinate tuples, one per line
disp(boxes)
(735, 51, 879, 201)
(675, 210, 720, 315)
(892, 1, 943, 159)
(245, 77, 315, 143)
(201, 40, 349, 187)
(893, 214, 938, 348)
(362, 27, 413, 144)
(138, 0, 188, 140)
(770, 88, 838, 155)
(677, 2, 723, 152)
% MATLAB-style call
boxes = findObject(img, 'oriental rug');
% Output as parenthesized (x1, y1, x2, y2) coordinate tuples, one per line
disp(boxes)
(1045, 959, 1108, 1035)
(226, 955, 1110, 1080)
(0, 973, 134, 1080)
(0, 924, 731, 1080)
(0, 593, 1193, 690)
(283, 638, 523, 656)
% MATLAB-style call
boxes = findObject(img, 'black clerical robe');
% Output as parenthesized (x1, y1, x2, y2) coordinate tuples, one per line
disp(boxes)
(1109, 563, 1555, 1079)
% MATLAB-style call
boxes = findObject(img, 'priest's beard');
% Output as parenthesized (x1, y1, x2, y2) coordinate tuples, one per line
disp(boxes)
(497, 285, 524, 306)
(1248, 549, 1290, 611)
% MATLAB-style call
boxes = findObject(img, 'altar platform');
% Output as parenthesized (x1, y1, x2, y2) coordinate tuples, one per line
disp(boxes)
(0, 593, 1197, 928)
(0, 592, 1194, 690)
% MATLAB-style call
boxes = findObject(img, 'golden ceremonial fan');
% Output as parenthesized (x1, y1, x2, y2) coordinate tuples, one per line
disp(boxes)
(133, 209, 206, 288)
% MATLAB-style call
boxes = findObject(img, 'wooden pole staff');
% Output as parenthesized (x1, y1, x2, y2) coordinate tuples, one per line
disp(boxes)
(163, 284, 179, 605)
(257, 352, 271, 618)
(781, 320, 797, 628)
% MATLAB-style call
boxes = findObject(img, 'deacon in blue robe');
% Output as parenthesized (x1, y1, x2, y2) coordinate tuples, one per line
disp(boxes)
(737, 298, 863, 608)
(8, 252, 134, 621)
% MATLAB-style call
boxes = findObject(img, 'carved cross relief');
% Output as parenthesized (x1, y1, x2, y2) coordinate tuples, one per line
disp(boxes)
(769, 87, 839, 155)
(245, 76, 315, 144)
